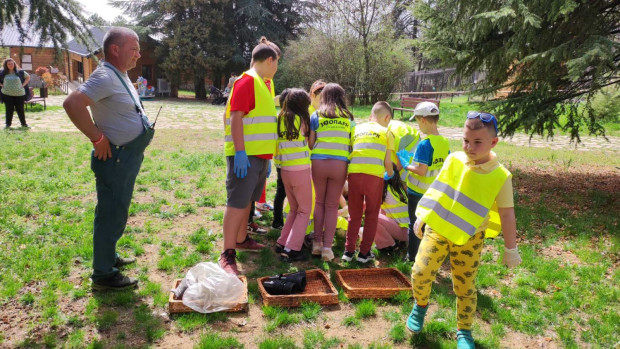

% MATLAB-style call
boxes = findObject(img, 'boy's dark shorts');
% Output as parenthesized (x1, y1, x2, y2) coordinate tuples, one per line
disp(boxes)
(226, 156, 269, 208)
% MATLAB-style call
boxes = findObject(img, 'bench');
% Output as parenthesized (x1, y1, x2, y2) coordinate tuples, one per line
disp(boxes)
(393, 97, 440, 118)
(25, 87, 46, 110)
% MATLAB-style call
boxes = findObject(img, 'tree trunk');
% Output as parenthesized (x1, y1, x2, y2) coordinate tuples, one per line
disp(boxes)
(194, 75, 207, 100)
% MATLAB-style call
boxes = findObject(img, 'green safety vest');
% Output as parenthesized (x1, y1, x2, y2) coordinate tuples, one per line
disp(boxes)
(415, 152, 511, 245)
(381, 186, 409, 228)
(224, 68, 277, 156)
(348, 122, 389, 178)
(275, 115, 311, 167)
(312, 114, 352, 159)
(406, 135, 450, 195)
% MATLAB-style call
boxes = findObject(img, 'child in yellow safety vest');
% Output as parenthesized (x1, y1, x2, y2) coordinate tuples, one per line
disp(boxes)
(274, 89, 313, 262)
(343, 102, 394, 263)
(397, 102, 450, 262)
(309, 83, 355, 262)
(375, 166, 409, 254)
(406, 112, 522, 349)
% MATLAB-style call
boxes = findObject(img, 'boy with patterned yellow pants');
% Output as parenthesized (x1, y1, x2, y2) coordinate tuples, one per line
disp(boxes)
(406, 112, 522, 349)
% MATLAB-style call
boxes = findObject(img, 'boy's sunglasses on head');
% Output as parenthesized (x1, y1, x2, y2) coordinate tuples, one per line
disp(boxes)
(466, 111, 498, 133)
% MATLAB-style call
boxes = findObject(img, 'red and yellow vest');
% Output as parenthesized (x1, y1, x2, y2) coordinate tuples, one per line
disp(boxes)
(415, 152, 511, 245)
(224, 69, 277, 156)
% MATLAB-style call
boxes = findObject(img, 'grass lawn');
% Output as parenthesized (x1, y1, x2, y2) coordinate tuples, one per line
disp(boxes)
(0, 103, 63, 114)
(0, 127, 618, 348)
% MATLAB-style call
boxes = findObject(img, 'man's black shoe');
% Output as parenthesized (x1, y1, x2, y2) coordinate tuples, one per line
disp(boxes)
(92, 273, 138, 291)
(114, 256, 136, 268)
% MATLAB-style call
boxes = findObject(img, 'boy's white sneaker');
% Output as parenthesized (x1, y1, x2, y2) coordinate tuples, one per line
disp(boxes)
(356, 251, 375, 263)
(341, 251, 355, 262)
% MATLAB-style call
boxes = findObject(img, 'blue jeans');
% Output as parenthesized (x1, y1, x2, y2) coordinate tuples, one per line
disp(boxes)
(90, 123, 154, 281)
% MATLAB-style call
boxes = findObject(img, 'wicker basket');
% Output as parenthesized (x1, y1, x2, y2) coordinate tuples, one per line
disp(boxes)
(258, 269, 338, 307)
(168, 276, 248, 314)
(335, 268, 412, 299)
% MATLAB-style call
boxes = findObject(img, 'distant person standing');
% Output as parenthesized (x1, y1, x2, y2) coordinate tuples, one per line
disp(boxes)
(0, 58, 30, 129)
(228, 72, 238, 89)
(63, 27, 154, 290)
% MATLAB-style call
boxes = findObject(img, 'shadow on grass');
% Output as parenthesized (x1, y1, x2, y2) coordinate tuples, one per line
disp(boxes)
(91, 288, 166, 347)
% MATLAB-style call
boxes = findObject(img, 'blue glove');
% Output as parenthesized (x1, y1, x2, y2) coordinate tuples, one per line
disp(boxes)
(267, 160, 272, 178)
(384, 171, 394, 181)
(234, 150, 250, 178)
(397, 149, 412, 169)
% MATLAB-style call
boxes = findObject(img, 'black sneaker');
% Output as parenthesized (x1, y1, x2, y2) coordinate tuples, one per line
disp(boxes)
(378, 244, 397, 255)
(274, 243, 285, 254)
(92, 273, 138, 291)
(280, 249, 308, 262)
(271, 222, 284, 230)
(357, 251, 376, 263)
(114, 256, 136, 268)
(342, 251, 355, 262)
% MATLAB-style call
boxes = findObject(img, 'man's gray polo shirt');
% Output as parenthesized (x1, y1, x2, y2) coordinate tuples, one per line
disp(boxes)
(78, 62, 144, 146)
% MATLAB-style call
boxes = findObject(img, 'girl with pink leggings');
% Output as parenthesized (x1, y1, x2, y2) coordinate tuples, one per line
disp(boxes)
(274, 88, 313, 262)
(309, 83, 355, 261)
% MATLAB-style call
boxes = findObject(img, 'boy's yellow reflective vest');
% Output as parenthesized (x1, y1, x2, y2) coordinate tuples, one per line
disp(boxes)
(312, 114, 352, 159)
(406, 135, 450, 195)
(224, 68, 277, 156)
(415, 152, 511, 245)
(275, 115, 311, 167)
(388, 120, 420, 181)
(381, 186, 409, 228)
(348, 122, 389, 178)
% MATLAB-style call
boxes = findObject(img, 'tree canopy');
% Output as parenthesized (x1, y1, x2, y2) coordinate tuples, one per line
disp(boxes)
(111, 0, 309, 98)
(0, 0, 91, 50)
(415, 0, 620, 141)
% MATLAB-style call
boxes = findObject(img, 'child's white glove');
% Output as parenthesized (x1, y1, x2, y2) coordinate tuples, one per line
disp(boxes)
(502, 247, 522, 268)
(413, 219, 424, 239)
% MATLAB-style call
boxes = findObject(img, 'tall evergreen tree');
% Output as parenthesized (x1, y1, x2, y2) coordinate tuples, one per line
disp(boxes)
(0, 0, 91, 50)
(111, 0, 308, 97)
(415, 0, 620, 141)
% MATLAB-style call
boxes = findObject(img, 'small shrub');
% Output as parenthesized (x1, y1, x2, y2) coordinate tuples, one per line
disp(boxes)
(389, 323, 407, 343)
(342, 316, 361, 327)
(354, 299, 376, 319)
(301, 302, 321, 322)
(194, 331, 243, 349)
(258, 335, 298, 349)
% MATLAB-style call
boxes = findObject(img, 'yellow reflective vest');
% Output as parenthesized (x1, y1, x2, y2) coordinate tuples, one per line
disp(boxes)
(407, 135, 450, 195)
(275, 115, 310, 167)
(348, 122, 389, 178)
(415, 152, 511, 245)
(224, 69, 277, 156)
(312, 114, 352, 159)
(381, 186, 409, 228)
(389, 120, 420, 181)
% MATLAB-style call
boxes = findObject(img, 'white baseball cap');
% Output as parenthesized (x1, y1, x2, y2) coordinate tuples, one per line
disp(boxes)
(409, 102, 439, 120)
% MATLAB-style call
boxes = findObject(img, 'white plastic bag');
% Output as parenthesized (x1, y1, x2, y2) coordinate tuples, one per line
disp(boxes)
(178, 262, 244, 313)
